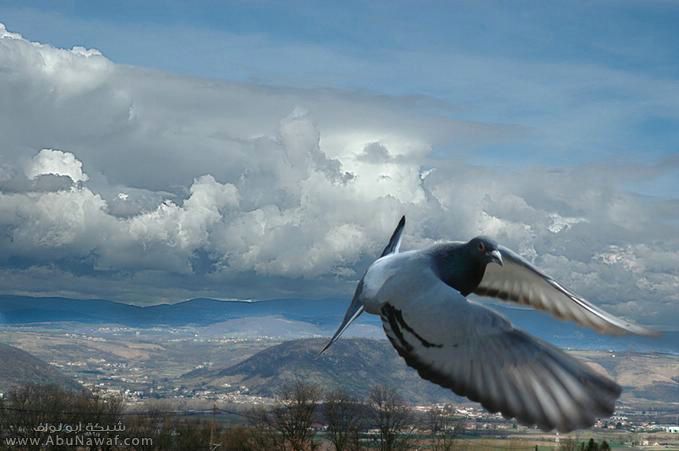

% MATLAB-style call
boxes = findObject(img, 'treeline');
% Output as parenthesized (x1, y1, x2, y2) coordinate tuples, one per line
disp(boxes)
(244, 382, 432, 451)
(0, 382, 612, 450)
(0, 382, 449, 450)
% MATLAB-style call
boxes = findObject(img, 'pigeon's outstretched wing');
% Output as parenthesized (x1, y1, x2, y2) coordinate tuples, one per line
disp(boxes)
(474, 245, 656, 336)
(379, 272, 621, 432)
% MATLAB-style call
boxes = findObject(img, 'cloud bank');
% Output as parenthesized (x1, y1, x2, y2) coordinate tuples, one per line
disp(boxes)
(0, 23, 677, 327)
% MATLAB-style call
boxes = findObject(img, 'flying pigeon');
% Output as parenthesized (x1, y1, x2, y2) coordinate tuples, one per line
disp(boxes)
(321, 216, 656, 432)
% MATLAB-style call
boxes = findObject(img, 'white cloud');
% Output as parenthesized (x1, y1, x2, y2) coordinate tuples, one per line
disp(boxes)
(25, 148, 89, 183)
(547, 213, 586, 234)
(0, 23, 21, 40)
(0, 23, 677, 327)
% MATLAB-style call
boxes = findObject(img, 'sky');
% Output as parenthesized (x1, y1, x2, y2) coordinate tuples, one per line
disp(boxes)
(0, 1, 677, 328)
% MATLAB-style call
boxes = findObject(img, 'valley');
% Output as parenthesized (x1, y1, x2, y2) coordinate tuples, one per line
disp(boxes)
(0, 296, 676, 448)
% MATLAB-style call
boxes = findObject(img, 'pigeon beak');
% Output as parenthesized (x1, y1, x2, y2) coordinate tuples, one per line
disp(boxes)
(489, 249, 503, 266)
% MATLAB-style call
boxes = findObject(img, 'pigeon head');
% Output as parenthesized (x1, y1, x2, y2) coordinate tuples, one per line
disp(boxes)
(468, 236, 503, 267)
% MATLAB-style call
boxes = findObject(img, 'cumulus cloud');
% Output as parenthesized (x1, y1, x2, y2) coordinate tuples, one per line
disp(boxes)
(0, 23, 677, 327)
(25, 148, 89, 182)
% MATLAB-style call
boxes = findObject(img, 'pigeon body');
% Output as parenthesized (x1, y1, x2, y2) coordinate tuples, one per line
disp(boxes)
(322, 216, 656, 432)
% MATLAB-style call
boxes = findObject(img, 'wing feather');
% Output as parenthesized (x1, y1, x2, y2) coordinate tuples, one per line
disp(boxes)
(379, 272, 621, 432)
(380, 215, 406, 257)
(475, 245, 656, 336)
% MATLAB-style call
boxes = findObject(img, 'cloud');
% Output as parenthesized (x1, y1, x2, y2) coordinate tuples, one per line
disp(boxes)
(26, 148, 89, 182)
(0, 23, 677, 328)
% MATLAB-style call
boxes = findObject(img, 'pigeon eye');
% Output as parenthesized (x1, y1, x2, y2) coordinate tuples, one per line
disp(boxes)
(478, 243, 485, 252)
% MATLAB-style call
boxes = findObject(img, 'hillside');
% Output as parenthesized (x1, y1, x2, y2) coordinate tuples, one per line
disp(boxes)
(575, 350, 679, 405)
(185, 338, 679, 406)
(184, 338, 462, 404)
(0, 342, 80, 393)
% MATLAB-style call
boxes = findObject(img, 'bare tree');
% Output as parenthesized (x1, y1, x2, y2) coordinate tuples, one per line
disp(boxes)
(124, 400, 179, 451)
(427, 405, 459, 451)
(246, 405, 285, 451)
(368, 385, 412, 451)
(0, 384, 124, 451)
(274, 380, 321, 450)
(247, 380, 321, 451)
(324, 389, 362, 451)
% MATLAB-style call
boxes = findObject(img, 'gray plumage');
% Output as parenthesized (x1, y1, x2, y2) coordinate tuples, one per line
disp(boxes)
(322, 216, 656, 432)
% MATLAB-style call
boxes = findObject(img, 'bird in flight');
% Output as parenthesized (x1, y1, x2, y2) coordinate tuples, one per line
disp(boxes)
(321, 216, 656, 432)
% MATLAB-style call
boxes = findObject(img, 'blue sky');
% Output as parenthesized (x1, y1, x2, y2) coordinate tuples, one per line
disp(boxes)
(2, 1, 679, 176)
(0, 1, 677, 325)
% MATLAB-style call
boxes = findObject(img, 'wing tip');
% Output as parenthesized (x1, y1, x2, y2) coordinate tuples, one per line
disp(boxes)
(318, 341, 332, 356)
(633, 324, 662, 337)
(380, 215, 407, 257)
(603, 321, 660, 337)
(627, 328, 660, 338)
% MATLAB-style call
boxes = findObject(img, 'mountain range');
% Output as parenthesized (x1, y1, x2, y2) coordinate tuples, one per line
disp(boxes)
(0, 295, 676, 354)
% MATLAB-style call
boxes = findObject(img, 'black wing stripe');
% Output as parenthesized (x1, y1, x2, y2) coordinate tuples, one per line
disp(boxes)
(383, 303, 412, 352)
(382, 303, 443, 349)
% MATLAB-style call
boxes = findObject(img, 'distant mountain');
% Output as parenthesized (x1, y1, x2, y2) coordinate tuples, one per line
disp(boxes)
(0, 295, 675, 354)
(197, 316, 323, 338)
(0, 295, 355, 328)
(0, 342, 80, 393)
(183, 338, 461, 404)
